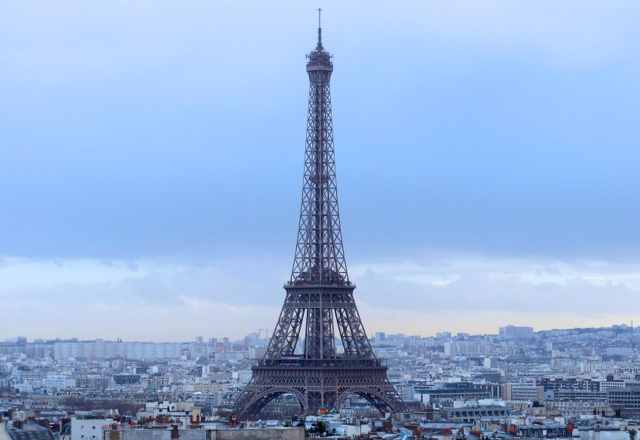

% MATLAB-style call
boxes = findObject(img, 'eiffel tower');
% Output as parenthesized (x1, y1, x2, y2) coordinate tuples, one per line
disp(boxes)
(234, 12, 405, 417)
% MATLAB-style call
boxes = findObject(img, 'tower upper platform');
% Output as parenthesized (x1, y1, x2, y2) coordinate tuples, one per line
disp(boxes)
(306, 27, 333, 72)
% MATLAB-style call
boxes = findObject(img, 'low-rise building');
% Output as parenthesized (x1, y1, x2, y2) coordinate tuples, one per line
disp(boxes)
(442, 405, 511, 423)
(102, 425, 304, 440)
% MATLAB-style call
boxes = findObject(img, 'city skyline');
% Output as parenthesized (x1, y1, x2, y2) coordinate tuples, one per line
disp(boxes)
(3, 1, 640, 341)
(5, 320, 639, 345)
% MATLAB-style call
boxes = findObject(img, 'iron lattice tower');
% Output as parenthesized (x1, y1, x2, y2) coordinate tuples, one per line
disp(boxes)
(234, 14, 406, 417)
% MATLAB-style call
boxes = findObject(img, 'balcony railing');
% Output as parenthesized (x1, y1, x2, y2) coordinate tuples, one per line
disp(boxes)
(253, 357, 386, 368)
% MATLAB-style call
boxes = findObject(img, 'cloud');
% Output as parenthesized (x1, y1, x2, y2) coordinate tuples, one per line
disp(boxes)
(1, 254, 639, 341)
(356, 269, 635, 315)
(0, 256, 288, 341)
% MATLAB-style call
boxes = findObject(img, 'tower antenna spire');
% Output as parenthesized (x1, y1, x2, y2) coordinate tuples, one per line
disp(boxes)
(317, 8, 322, 47)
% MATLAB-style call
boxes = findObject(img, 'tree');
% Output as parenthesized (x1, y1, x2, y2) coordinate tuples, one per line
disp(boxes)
(306, 421, 328, 437)
(628, 429, 637, 440)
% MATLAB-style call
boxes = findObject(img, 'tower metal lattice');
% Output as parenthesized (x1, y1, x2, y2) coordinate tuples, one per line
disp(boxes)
(234, 13, 406, 417)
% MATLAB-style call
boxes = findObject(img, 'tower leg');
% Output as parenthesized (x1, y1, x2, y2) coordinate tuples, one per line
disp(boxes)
(234, 366, 406, 417)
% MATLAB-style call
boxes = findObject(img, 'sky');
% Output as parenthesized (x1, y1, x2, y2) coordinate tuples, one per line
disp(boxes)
(2, 1, 640, 342)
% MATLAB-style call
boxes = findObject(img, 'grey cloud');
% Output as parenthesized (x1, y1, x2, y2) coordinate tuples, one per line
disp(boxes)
(536, 265, 562, 276)
(355, 269, 636, 316)
(0, 254, 638, 340)
(0, 255, 291, 309)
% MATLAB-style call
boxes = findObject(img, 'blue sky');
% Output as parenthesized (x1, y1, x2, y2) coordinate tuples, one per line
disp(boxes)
(2, 1, 640, 341)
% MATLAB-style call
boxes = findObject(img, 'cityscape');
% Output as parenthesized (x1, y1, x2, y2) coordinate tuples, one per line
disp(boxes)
(3, 323, 640, 438)
(2, 2, 640, 440)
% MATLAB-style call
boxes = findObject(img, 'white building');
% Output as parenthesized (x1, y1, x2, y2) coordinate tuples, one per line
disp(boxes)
(71, 417, 113, 440)
(194, 392, 223, 408)
(53, 342, 181, 360)
(499, 325, 533, 339)
(43, 375, 75, 389)
(502, 384, 544, 401)
(395, 384, 414, 401)
(606, 347, 633, 356)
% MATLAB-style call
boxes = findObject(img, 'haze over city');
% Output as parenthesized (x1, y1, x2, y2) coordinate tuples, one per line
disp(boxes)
(2, 1, 640, 341)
